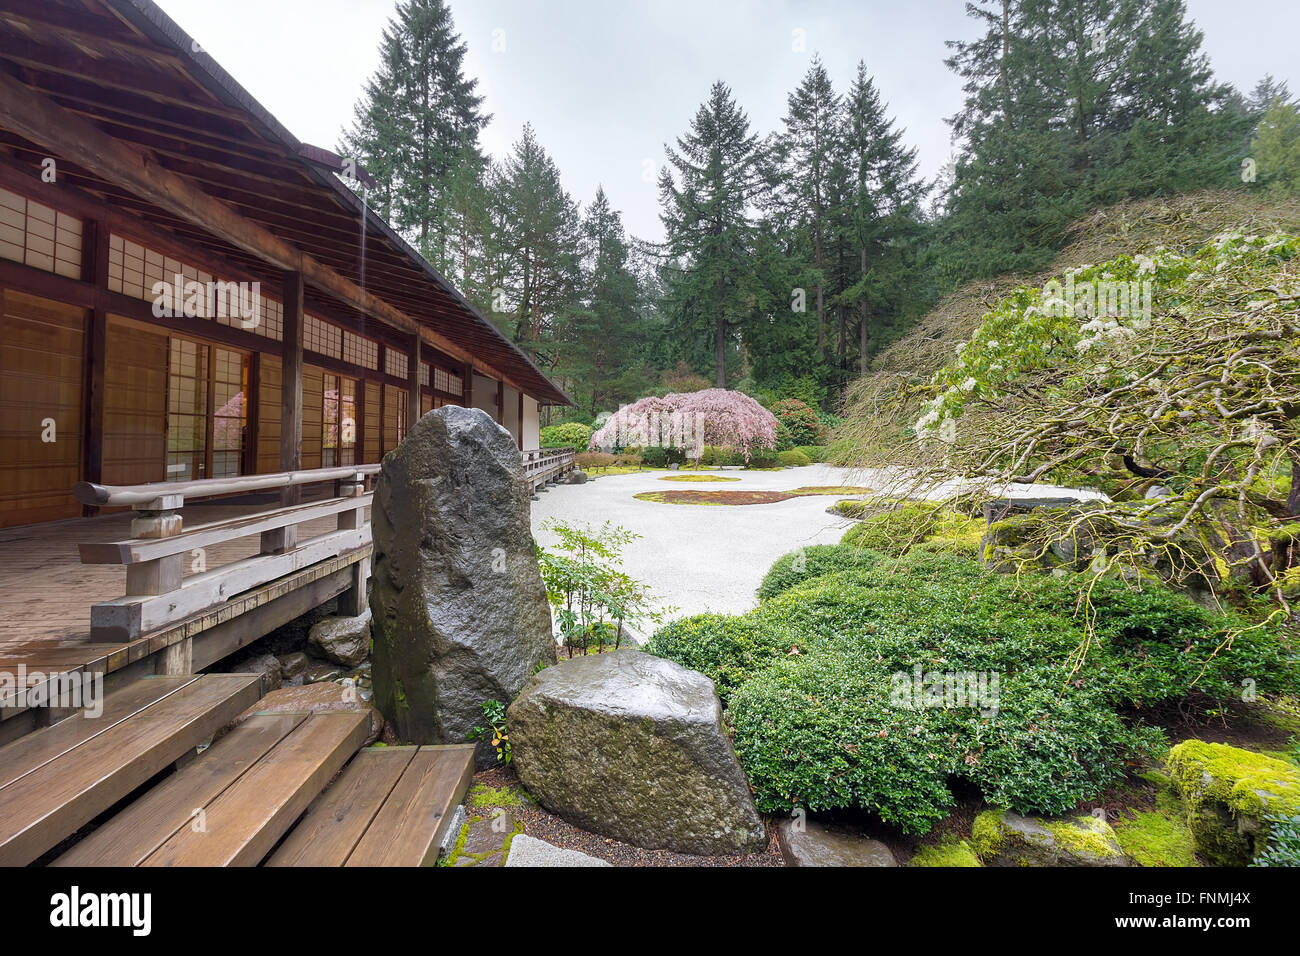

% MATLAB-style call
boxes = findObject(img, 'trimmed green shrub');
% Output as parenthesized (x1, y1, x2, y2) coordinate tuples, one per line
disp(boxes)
(778, 449, 813, 467)
(770, 398, 825, 446)
(644, 613, 800, 700)
(649, 550, 1296, 833)
(575, 452, 615, 470)
(640, 445, 687, 468)
(758, 544, 884, 601)
(540, 422, 593, 449)
(793, 445, 828, 463)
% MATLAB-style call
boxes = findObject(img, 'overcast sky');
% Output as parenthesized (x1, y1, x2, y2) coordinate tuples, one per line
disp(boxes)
(157, 0, 1297, 242)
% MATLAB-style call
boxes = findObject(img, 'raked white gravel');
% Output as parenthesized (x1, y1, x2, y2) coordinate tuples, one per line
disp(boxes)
(529, 464, 1105, 633)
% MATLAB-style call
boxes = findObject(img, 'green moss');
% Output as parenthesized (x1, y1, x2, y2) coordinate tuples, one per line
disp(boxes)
(466, 783, 525, 809)
(1043, 815, 1125, 860)
(910, 837, 982, 867)
(1114, 810, 1199, 867)
(438, 820, 471, 867)
(970, 810, 1006, 861)
(1167, 741, 1300, 819)
(1166, 740, 1300, 865)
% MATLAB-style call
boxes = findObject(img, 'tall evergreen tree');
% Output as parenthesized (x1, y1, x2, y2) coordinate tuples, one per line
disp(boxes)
(774, 56, 842, 358)
(496, 125, 582, 370)
(837, 62, 927, 377)
(940, 0, 1246, 284)
(567, 188, 644, 413)
(340, 0, 488, 273)
(659, 82, 764, 387)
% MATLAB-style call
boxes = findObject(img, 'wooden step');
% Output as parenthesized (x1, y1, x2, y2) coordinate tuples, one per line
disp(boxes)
(51, 713, 306, 867)
(0, 673, 261, 866)
(0, 675, 199, 791)
(141, 709, 369, 866)
(268, 744, 475, 867)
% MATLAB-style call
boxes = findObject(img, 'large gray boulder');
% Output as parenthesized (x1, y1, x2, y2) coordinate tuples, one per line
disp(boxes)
(508, 649, 766, 856)
(370, 405, 557, 769)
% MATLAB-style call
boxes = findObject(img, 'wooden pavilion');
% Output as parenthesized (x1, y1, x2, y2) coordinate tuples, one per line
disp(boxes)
(0, 0, 576, 865)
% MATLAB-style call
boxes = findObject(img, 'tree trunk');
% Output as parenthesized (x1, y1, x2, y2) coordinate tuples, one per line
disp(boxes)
(859, 247, 870, 373)
(716, 314, 726, 388)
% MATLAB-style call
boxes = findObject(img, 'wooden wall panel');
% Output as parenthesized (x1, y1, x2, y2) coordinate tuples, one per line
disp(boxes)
(0, 288, 85, 526)
(257, 354, 282, 474)
(301, 364, 324, 470)
(383, 383, 401, 454)
(101, 316, 165, 487)
(364, 380, 380, 463)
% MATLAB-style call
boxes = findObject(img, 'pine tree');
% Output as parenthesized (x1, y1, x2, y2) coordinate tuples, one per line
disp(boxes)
(837, 62, 927, 377)
(496, 125, 582, 369)
(659, 82, 763, 387)
(940, 0, 1246, 284)
(567, 188, 644, 413)
(1254, 100, 1300, 194)
(340, 0, 488, 272)
(774, 56, 841, 359)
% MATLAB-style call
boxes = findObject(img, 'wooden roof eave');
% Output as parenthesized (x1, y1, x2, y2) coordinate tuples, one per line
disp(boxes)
(107, 0, 573, 406)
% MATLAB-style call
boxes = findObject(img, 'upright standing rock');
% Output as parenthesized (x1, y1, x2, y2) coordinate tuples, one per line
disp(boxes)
(370, 405, 557, 768)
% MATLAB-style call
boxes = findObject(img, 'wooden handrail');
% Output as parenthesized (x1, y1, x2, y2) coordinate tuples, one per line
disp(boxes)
(74, 464, 381, 508)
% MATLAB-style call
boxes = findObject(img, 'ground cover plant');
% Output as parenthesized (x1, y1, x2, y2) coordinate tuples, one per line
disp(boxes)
(646, 546, 1298, 834)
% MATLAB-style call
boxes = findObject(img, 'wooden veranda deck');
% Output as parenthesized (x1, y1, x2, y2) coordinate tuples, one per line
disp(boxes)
(0, 489, 367, 729)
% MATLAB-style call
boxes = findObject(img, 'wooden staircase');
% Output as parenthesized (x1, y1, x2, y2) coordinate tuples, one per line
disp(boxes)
(0, 673, 262, 865)
(0, 671, 477, 867)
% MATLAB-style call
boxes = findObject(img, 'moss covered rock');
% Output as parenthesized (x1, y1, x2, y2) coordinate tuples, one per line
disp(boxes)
(909, 837, 982, 867)
(1112, 769, 1200, 867)
(971, 809, 1129, 867)
(1165, 740, 1300, 866)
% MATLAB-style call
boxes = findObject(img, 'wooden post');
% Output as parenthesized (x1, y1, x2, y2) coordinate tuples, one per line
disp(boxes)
(128, 493, 190, 675)
(80, 219, 108, 516)
(407, 333, 421, 433)
(462, 361, 474, 410)
(336, 473, 368, 616)
(265, 270, 303, 555)
(517, 391, 524, 450)
(496, 378, 504, 424)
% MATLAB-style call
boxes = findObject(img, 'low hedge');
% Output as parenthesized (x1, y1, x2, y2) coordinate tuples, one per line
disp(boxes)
(640, 445, 687, 468)
(793, 445, 829, 463)
(839, 501, 984, 558)
(757, 544, 884, 601)
(778, 449, 813, 467)
(540, 422, 592, 449)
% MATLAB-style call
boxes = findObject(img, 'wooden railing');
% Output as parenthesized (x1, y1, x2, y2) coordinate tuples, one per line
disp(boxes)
(521, 448, 577, 493)
(72, 466, 379, 657)
(70, 450, 575, 661)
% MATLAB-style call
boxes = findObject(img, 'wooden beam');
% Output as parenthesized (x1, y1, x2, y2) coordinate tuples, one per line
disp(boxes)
(279, 271, 304, 523)
(407, 333, 421, 432)
(0, 71, 482, 372)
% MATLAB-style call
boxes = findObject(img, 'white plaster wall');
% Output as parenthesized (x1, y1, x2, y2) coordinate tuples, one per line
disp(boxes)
(523, 396, 541, 450)
(472, 372, 498, 420)
(503, 384, 521, 443)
